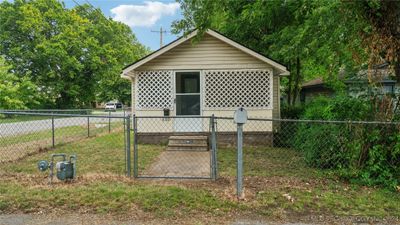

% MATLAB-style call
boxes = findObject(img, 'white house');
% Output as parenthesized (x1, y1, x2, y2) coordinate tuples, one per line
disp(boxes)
(121, 29, 289, 133)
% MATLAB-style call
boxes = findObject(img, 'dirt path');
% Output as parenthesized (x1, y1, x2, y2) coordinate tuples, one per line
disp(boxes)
(1, 213, 395, 225)
(0, 213, 140, 225)
(0, 213, 320, 225)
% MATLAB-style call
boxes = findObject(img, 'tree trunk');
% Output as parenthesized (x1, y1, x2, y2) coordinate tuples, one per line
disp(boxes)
(286, 62, 293, 105)
(291, 57, 301, 105)
(395, 57, 400, 83)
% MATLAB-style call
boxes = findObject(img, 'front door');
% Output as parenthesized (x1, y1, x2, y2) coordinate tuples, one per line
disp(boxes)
(174, 71, 202, 132)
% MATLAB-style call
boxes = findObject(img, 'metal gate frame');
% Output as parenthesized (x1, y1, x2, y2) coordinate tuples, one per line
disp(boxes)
(128, 115, 218, 180)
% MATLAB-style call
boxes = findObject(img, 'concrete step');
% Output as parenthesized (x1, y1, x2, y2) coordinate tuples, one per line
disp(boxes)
(169, 136, 208, 140)
(167, 135, 209, 151)
(167, 146, 209, 151)
(169, 139, 208, 145)
(168, 144, 208, 147)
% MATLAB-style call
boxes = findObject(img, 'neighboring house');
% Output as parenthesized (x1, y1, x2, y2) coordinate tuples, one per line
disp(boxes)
(300, 78, 334, 104)
(121, 29, 289, 133)
(300, 66, 397, 104)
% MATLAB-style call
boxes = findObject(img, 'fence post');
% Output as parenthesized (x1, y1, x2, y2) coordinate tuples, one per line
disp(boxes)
(108, 111, 111, 133)
(125, 114, 131, 177)
(133, 114, 138, 178)
(211, 114, 218, 180)
(237, 123, 243, 199)
(123, 110, 126, 158)
(51, 114, 55, 148)
(234, 107, 247, 200)
(87, 116, 90, 137)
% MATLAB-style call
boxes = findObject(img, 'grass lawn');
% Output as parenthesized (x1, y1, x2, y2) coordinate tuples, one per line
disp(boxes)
(0, 132, 399, 223)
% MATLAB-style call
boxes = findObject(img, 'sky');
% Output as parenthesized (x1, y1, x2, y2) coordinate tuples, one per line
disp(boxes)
(64, 0, 183, 51)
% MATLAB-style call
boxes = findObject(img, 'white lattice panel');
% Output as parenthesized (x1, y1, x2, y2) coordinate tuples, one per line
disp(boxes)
(204, 70, 273, 109)
(136, 71, 173, 109)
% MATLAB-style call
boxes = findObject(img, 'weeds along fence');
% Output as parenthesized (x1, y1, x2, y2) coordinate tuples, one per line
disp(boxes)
(0, 111, 130, 176)
(214, 117, 400, 189)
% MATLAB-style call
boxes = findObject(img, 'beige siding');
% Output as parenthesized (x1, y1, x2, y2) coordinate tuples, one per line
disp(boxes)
(135, 109, 273, 133)
(272, 76, 280, 119)
(136, 34, 271, 71)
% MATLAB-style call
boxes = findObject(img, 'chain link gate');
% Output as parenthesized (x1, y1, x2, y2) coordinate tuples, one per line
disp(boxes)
(129, 115, 218, 179)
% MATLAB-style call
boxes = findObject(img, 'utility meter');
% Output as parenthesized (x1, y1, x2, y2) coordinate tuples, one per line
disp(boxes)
(37, 153, 77, 184)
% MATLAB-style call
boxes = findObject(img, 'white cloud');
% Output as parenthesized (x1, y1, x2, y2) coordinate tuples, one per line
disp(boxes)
(110, 1, 180, 27)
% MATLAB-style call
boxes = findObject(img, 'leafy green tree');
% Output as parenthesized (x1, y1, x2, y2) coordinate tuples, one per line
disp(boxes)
(0, 56, 39, 109)
(73, 4, 148, 106)
(173, 0, 368, 105)
(0, 0, 148, 108)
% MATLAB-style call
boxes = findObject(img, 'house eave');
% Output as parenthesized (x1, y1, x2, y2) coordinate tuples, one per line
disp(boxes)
(122, 29, 290, 75)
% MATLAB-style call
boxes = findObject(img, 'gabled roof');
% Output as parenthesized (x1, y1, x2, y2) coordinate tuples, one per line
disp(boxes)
(302, 78, 325, 88)
(121, 29, 290, 77)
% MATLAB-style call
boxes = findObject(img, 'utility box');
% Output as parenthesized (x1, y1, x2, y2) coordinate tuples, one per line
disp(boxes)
(234, 107, 248, 124)
(56, 160, 75, 180)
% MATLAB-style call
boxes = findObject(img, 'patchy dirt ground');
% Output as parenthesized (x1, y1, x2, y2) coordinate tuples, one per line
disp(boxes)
(1, 173, 400, 225)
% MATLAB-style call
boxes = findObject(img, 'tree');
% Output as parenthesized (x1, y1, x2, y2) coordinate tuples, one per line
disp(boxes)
(172, 0, 369, 105)
(0, 0, 148, 108)
(73, 4, 148, 106)
(0, 56, 39, 109)
(343, 1, 400, 81)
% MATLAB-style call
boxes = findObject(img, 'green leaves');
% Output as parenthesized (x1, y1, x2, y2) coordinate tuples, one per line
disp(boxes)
(0, 0, 148, 108)
(0, 57, 39, 109)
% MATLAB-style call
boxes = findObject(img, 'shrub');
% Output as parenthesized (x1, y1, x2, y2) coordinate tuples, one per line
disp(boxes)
(281, 105, 305, 119)
(294, 95, 400, 189)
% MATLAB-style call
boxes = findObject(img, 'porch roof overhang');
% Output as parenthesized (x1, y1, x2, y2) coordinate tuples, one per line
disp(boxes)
(120, 29, 290, 79)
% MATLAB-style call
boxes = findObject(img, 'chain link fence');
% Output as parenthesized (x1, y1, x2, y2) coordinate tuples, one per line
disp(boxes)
(0, 111, 130, 176)
(214, 117, 400, 190)
(2, 111, 398, 186)
(130, 115, 400, 184)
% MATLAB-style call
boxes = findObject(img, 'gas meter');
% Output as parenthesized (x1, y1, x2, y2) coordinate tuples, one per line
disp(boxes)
(38, 153, 77, 184)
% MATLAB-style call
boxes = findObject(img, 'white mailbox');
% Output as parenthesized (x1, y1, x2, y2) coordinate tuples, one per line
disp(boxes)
(234, 107, 248, 124)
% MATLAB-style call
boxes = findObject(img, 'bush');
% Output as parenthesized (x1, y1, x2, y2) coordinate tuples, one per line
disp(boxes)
(281, 105, 304, 119)
(294, 95, 400, 189)
(294, 123, 351, 169)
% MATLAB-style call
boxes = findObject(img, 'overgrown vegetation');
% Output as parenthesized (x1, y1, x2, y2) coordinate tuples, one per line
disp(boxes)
(293, 95, 400, 189)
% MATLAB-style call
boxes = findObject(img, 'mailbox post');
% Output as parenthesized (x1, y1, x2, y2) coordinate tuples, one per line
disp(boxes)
(234, 107, 247, 199)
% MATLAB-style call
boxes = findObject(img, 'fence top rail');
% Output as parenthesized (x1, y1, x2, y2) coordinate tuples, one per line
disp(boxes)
(134, 115, 213, 119)
(0, 111, 128, 119)
(213, 116, 400, 125)
(1, 109, 93, 112)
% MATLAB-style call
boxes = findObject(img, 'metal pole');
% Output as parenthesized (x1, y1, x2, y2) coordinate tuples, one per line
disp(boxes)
(108, 111, 111, 133)
(126, 115, 131, 177)
(87, 116, 90, 137)
(123, 110, 126, 156)
(237, 123, 243, 199)
(211, 114, 218, 180)
(51, 114, 55, 148)
(133, 114, 138, 178)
